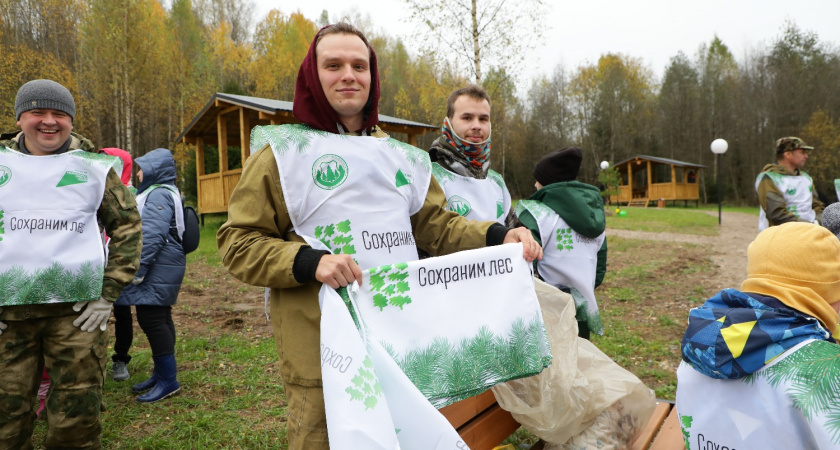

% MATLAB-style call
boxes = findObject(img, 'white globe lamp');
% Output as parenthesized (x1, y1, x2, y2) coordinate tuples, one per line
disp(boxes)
(710, 138, 728, 224)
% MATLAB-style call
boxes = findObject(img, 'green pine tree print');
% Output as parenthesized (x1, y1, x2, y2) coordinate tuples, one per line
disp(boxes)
(368, 263, 411, 311)
(252, 123, 328, 156)
(70, 150, 123, 172)
(390, 316, 551, 407)
(432, 163, 457, 185)
(487, 170, 506, 192)
(570, 287, 603, 335)
(759, 341, 840, 445)
(385, 138, 431, 171)
(515, 200, 552, 221)
(679, 415, 693, 448)
(314, 220, 356, 256)
(0, 210, 4, 242)
(0, 262, 102, 305)
(345, 356, 383, 410)
(556, 227, 574, 251)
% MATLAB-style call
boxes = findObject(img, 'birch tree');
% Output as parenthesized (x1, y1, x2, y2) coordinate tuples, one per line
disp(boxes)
(404, 0, 546, 85)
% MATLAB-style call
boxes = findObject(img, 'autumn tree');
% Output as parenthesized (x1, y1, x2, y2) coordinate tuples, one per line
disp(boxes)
(193, 0, 254, 43)
(0, 0, 84, 67)
(801, 110, 840, 201)
(207, 19, 253, 94)
(79, 0, 175, 154)
(404, 0, 546, 85)
(571, 54, 656, 167)
(658, 52, 701, 161)
(251, 10, 317, 101)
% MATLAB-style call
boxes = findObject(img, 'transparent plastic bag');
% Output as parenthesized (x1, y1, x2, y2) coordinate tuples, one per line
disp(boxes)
(491, 278, 656, 447)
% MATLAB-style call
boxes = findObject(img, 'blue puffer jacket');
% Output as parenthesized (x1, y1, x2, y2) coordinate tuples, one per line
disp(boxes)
(116, 148, 185, 306)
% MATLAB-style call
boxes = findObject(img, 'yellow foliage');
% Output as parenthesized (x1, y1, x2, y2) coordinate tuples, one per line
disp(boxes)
(251, 10, 317, 101)
(0, 42, 75, 132)
(802, 110, 840, 189)
(208, 20, 254, 91)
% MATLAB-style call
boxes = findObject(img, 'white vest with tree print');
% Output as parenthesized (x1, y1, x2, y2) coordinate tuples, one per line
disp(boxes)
(254, 124, 431, 269)
(432, 163, 511, 224)
(0, 148, 120, 305)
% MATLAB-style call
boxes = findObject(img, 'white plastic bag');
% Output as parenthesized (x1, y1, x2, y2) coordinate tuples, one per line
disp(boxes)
(491, 278, 656, 447)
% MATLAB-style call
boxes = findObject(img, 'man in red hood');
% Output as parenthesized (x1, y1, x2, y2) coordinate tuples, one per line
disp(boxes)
(218, 22, 541, 449)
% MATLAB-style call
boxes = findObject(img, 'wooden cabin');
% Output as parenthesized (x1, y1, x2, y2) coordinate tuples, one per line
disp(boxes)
(174, 93, 438, 215)
(610, 155, 705, 207)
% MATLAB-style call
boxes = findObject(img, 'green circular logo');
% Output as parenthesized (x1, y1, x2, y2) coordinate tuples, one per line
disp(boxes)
(0, 165, 11, 188)
(312, 154, 348, 190)
(447, 195, 472, 217)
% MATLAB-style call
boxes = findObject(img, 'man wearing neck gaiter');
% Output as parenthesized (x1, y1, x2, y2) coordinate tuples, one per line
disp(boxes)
(216, 23, 542, 449)
(428, 85, 515, 227)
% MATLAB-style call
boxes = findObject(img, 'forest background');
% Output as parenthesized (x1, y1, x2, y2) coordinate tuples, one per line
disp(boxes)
(3, 0, 840, 204)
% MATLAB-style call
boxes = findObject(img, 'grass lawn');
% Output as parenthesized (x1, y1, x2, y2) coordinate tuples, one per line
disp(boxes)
(606, 205, 720, 235)
(33, 209, 722, 449)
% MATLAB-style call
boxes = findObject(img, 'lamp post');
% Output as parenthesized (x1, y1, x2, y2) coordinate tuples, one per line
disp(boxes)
(710, 139, 729, 225)
(600, 161, 609, 170)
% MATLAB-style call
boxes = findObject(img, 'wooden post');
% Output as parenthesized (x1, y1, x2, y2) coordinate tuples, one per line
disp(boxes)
(217, 113, 229, 206)
(239, 107, 250, 164)
(218, 114, 229, 173)
(196, 137, 205, 213)
(408, 133, 418, 147)
(671, 164, 677, 202)
(646, 160, 652, 198)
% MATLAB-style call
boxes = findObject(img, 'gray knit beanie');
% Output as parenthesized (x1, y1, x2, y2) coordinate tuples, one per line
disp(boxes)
(822, 202, 840, 239)
(15, 79, 76, 120)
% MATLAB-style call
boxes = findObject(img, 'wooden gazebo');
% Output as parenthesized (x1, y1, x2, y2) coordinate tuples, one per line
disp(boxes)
(610, 155, 706, 207)
(174, 93, 438, 215)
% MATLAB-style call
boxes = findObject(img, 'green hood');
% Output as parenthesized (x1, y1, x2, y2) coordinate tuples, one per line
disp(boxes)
(529, 181, 605, 238)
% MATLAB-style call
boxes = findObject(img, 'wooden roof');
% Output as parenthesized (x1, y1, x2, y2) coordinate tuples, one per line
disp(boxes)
(614, 155, 706, 169)
(175, 93, 437, 144)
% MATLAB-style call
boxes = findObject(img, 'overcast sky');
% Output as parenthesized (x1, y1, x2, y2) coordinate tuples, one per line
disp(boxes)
(252, 0, 840, 85)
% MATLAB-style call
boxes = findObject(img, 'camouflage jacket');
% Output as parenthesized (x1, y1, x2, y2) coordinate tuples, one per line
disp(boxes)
(0, 130, 142, 303)
(756, 163, 824, 227)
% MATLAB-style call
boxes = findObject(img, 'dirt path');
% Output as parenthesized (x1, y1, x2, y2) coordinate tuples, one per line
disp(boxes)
(607, 210, 757, 291)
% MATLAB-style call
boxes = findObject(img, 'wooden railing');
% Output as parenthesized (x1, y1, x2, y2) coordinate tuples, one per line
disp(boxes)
(198, 169, 242, 214)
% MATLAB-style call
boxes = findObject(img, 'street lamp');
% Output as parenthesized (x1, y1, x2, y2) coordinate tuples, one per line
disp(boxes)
(710, 139, 729, 225)
(600, 161, 609, 170)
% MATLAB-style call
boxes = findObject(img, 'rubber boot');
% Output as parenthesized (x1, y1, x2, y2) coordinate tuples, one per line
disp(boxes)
(136, 354, 180, 403)
(131, 372, 157, 394)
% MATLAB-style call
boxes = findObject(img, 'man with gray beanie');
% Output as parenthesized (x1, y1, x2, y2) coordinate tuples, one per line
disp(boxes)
(0, 79, 142, 448)
(821, 202, 840, 238)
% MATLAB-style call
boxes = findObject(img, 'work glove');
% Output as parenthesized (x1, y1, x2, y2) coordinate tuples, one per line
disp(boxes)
(0, 308, 6, 336)
(72, 297, 113, 332)
(132, 276, 144, 285)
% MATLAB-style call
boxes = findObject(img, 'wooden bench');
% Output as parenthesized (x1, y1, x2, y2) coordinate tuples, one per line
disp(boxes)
(631, 400, 685, 450)
(441, 393, 685, 450)
(439, 390, 521, 450)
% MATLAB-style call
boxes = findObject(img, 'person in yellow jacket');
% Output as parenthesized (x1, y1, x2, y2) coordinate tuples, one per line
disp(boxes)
(217, 22, 541, 450)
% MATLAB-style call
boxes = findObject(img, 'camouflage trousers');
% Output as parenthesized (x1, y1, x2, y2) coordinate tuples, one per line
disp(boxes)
(0, 304, 107, 449)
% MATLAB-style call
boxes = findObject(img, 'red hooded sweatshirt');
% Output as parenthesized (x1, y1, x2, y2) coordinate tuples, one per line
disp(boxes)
(292, 25, 381, 135)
